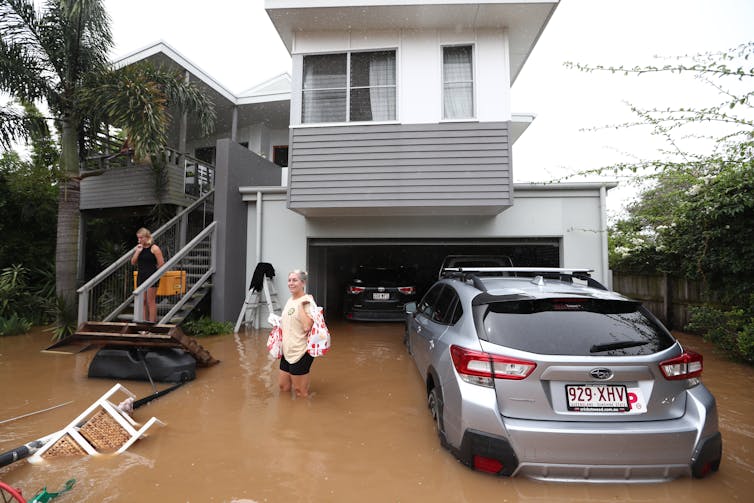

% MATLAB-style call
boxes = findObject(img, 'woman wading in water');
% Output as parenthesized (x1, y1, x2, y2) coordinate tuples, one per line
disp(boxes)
(279, 270, 316, 398)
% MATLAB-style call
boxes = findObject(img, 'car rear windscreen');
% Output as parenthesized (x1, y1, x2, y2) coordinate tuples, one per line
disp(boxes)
(478, 298, 675, 356)
(354, 268, 411, 286)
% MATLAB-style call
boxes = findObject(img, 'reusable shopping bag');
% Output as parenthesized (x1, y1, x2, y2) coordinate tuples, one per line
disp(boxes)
(266, 313, 283, 359)
(306, 303, 331, 357)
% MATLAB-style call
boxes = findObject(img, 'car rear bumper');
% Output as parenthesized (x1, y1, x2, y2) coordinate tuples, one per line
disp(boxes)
(505, 417, 700, 481)
(512, 430, 722, 482)
(507, 385, 719, 482)
(447, 381, 720, 482)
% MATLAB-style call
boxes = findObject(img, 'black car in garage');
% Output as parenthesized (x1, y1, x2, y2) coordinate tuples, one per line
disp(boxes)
(344, 266, 417, 322)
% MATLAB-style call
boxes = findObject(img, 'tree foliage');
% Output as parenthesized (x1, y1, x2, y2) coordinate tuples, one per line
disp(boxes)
(0, 0, 215, 307)
(0, 103, 58, 273)
(572, 44, 754, 360)
(572, 44, 754, 296)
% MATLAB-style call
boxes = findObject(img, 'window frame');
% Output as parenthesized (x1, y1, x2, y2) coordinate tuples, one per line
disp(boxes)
(441, 43, 476, 121)
(301, 48, 398, 125)
(272, 145, 289, 167)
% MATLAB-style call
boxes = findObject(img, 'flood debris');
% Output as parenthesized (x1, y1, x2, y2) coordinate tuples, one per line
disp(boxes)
(26, 384, 164, 463)
(26, 478, 76, 502)
(1, 382, 186, 470)
(0, 401, 74, 426)
(45, 321, 219, 367)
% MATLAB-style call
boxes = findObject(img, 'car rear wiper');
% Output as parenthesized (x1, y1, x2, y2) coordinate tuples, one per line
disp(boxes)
(590, 340, 650, 353)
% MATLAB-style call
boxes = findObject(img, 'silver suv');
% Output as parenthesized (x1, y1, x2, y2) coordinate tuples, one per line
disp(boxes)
(405, 267, 721, 482)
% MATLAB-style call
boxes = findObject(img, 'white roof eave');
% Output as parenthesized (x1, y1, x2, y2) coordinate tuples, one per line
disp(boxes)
(111, 41, 292, 106)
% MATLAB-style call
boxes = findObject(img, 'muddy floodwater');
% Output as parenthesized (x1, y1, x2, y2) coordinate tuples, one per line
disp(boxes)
(1, 322, 753, 502)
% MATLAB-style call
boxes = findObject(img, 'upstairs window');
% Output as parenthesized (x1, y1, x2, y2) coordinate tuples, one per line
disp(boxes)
(302, 50, 396, 124)
(443, 45, 474, 119)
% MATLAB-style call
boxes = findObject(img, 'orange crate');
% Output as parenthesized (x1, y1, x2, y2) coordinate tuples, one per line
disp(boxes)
(133, 270, 187, 296)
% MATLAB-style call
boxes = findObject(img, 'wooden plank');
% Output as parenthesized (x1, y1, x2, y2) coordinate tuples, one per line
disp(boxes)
(45, 322, 219, 367)
(74, 331, 173, 339)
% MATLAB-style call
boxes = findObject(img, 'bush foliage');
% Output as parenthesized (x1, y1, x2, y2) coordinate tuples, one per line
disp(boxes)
(686, 296, 754, 363)
(576, 43, 754, 362)
(182, 317, 233, 337)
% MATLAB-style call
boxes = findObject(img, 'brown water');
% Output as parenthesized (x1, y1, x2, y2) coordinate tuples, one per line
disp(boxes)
(0, 323, 752, 502)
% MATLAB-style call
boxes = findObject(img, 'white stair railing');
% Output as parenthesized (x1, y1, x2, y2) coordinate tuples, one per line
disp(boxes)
(133, 222, 217, 324)
(77, 191, 214, 326)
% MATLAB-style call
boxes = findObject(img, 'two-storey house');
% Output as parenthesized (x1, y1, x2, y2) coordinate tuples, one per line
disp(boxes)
(235, 0, 614, 321)
(78, 0, 616, 326)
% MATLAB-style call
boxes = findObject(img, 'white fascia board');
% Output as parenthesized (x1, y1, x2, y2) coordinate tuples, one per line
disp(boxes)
(514, 182, 619, 193)
(236, 93, 292, 105)
(238, 73, 291, 95)
(111, 41, 237, 104)
(267, 1, 556, 7)
(237, 73, 292, 104)
(510, 113, 535, 144)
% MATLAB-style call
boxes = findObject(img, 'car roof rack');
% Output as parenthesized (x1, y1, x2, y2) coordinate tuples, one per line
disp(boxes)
(441, 267, 607, 291)
(442, 271, 488, 291)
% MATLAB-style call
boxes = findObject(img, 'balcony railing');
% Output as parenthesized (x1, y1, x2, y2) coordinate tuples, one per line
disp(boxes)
(179, 150, 215, 198)
(80, 144, 215, 210)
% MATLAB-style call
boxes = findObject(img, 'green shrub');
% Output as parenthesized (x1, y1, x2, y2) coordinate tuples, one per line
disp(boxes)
(45, 294, 77, 341)
(0, 264, 53, 325)
(0, 314, 33, 336)
(686, 297, 754, 363)
(182, 317, 232, 337)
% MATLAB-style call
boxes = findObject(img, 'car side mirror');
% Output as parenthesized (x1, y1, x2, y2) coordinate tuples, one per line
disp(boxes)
(404, 301, 417, 314)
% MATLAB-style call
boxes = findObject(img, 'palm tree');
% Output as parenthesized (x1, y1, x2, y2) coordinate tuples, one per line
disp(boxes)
(0, 0, 215, 308)
(0, 103, 44, 150)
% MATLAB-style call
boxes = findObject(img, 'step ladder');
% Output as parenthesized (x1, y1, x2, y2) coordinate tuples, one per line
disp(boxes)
(234, 263, 281, 333)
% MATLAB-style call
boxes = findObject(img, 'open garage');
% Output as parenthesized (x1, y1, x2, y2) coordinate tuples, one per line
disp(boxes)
(231, 183, 612, 325)
(307, 237, 560, 317)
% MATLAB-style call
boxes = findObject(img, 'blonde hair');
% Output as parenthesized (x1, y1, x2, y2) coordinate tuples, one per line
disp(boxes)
(290, 269, 308, 282)
(136, 227, 154, 246)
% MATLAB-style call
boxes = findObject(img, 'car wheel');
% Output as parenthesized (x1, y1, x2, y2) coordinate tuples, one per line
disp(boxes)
(428, 386, 443, 436)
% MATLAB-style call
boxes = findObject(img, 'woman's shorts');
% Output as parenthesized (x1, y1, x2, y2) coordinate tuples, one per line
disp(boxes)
(279, 352, 314, 376)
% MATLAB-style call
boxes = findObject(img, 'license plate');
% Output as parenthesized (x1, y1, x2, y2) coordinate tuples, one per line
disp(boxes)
(566, 384, 629, 412)
(373, 292, 390, 300)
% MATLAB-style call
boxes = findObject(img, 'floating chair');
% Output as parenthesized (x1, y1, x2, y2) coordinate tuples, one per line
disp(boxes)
(28, 384, 164, 462)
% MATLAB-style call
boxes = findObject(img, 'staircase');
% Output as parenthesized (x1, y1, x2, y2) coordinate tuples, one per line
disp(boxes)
(124, 239, 213, 325)
(77, 191, 216, 327)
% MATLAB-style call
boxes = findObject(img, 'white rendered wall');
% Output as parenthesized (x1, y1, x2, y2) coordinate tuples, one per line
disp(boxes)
(245, 188, 609, 303)
(245, 192, 309, 302)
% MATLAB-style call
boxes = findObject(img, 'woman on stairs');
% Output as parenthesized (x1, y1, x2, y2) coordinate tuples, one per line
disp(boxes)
(131, 227, 165, 322)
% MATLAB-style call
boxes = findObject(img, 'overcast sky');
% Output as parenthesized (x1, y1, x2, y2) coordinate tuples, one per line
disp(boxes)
(105, 0, 754, 216)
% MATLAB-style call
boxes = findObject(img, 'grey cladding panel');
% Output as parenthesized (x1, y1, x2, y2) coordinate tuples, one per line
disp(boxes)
(288, 122, 513, 215)
(80, 164, 191, 210)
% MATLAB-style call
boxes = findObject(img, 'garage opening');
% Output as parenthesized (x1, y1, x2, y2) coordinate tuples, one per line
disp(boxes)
(306, 238, 560, 318)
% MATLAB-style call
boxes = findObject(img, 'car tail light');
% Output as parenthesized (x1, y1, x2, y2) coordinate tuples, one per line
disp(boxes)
(398, 286, 416, 295)
(347, 286, 365, 294)
(660, 350, 703, 380)
(450, 345, 536, 386)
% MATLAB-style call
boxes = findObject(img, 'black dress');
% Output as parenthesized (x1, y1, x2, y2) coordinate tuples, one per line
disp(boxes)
(136, 244, 158, 287)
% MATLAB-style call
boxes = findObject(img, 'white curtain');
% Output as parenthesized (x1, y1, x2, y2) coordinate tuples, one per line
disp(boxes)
(302, 54, 347, 123)
(443, 46, 473, 119)
(367, 52, 396, 121)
